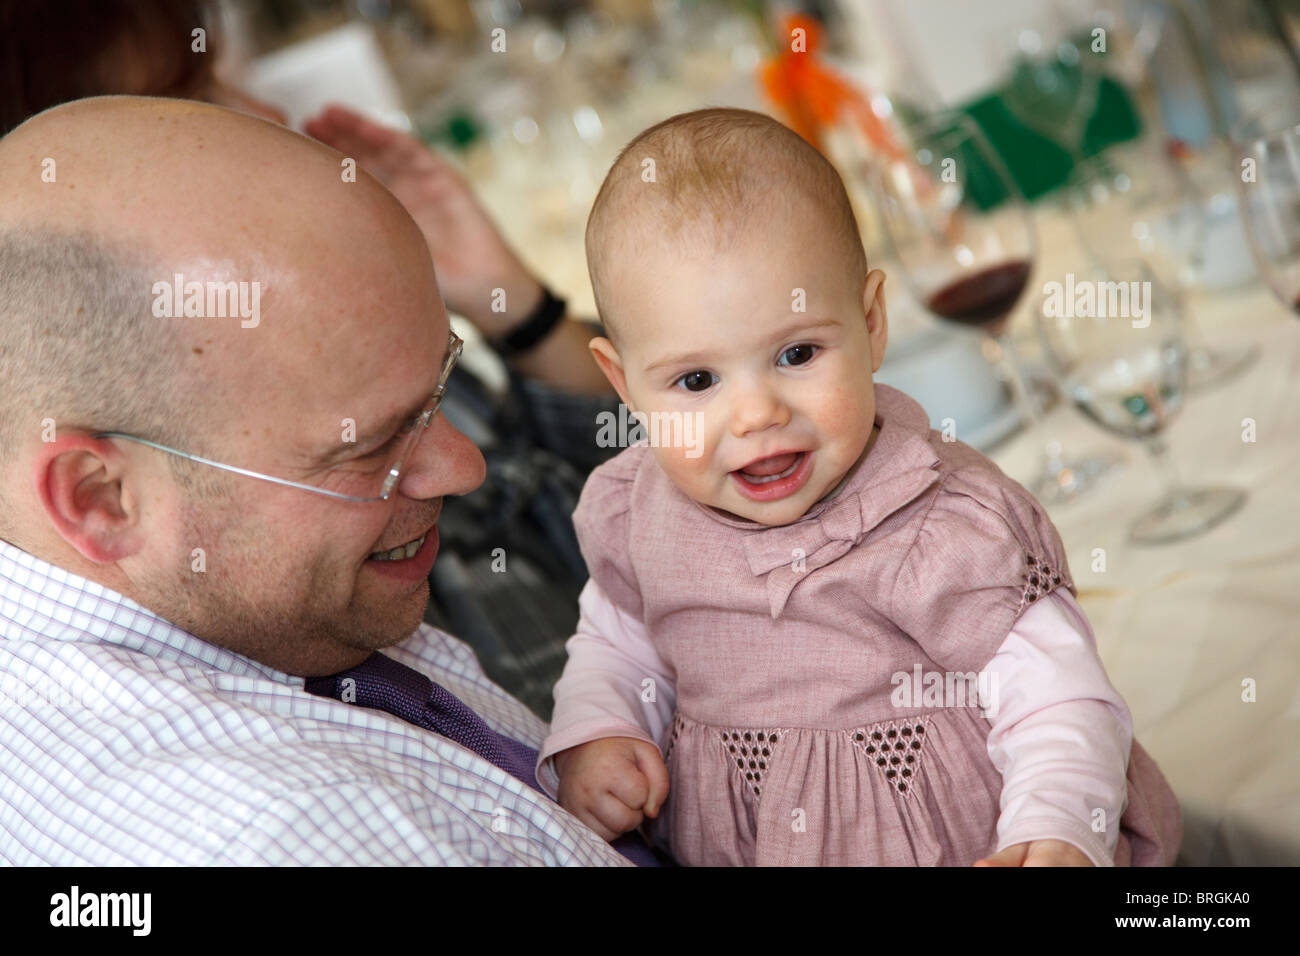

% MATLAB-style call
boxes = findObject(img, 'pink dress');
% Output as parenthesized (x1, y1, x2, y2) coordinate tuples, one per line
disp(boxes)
(549, 384, 1182, 866)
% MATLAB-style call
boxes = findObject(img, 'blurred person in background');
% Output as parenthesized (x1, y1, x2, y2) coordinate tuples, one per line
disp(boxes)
(0, 0, 620, 719)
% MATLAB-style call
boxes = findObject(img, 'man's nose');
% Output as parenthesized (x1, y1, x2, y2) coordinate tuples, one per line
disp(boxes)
(729, 380, 791, 438)
(396, 413, 486, 501)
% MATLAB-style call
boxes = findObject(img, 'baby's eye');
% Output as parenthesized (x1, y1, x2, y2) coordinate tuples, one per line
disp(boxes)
(779, 344, 819, 367)
(674, 370, 717, 392)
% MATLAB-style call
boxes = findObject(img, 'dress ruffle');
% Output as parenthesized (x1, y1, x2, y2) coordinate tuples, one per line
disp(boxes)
(654, 708, 1180, 866)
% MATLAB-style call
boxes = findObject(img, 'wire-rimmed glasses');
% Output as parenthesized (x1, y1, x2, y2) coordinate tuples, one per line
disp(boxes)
(93, 330, 463, 503)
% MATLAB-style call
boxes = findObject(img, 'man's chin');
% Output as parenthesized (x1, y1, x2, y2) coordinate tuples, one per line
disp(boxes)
(349, 582, 431, 651)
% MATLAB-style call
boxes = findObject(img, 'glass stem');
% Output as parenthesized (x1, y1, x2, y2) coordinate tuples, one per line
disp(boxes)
(1142, 434, 1192, 509)
(993, 331, 1068, 474)
(1172, 287, 1211, 354)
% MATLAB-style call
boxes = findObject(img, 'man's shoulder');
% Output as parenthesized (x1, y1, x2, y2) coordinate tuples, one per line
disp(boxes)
(0, 631, 618, 865)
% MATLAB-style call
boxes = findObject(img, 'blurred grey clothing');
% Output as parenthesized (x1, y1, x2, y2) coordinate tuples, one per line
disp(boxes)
(423, 347, 620, 723)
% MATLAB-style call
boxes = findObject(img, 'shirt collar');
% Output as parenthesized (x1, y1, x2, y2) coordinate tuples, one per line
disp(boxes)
(0, 536, 298, 684)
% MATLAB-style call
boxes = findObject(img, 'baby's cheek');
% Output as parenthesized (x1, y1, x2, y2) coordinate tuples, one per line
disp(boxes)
(819, 382, 875, 436)
(651, 442, 716, 484)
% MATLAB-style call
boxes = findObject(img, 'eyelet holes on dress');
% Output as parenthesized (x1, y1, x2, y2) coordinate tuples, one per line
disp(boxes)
(719, 728, 780, 798)
(665, 714, 686, 764)
(1021, 551, 1067, 612)
(851, 718, 927, 796)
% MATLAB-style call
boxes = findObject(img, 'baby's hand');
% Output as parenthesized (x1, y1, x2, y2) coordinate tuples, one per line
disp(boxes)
(554, 736, 670, 842)
(974, 839, 1094, 867)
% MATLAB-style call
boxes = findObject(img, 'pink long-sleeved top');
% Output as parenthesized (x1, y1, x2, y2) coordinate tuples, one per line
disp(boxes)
(542, 580, 1128, 864)
(538, 384, 1182, 866)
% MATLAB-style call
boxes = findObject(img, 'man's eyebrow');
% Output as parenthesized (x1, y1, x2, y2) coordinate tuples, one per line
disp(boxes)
(643, 318, 842, 373)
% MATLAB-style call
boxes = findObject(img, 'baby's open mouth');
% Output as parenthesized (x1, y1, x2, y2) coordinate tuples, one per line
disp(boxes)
(735, 452, 803, 484)
(729, 450, 813, 502)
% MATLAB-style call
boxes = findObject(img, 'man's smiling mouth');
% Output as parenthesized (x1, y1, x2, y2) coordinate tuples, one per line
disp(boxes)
(367, 533, 427, 562)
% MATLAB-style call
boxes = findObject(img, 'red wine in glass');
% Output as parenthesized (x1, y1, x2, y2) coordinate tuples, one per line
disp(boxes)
(925, 259, 1032, 331)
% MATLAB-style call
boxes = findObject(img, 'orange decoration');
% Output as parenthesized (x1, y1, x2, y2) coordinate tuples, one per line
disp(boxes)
(761, 13, 906, 162)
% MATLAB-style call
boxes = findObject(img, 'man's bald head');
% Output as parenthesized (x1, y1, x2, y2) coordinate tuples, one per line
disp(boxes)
(585, 107, 869, 346)
(0, 95, 481, 673)
(0, 95, 426, 539)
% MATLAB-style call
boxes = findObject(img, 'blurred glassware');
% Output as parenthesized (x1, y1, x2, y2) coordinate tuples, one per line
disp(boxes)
(1036, 258, 1246, 544)
(997, 21, 1103, 161)
(989, 0, 1162, 162)
(1185, 0, 1300, 136)
(873, 110, 1122, 505)
(1067, 144, 1261, 389)
(1231, 101, 1300, 318)
(869, 252, 1026, 453)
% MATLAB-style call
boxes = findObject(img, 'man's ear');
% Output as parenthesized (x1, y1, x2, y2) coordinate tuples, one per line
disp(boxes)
(32, 436, 147, 564)
(588, 336, 636, 410)
(863, 269, 889, 374)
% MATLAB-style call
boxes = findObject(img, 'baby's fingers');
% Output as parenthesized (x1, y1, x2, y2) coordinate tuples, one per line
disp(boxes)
(587, 790, 645, 840)
(634, 747, 671, 817)
(605, 763, 654, 815)
(565, 803, 619, 843)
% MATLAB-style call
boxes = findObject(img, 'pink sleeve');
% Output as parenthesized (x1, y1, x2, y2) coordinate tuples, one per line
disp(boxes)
(535, 579, 677, 799)
(985, 589, 1133, 866)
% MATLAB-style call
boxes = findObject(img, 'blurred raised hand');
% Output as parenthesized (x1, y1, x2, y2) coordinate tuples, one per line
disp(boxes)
(303, 103, 543, 336)
(303, 104, 610, 394)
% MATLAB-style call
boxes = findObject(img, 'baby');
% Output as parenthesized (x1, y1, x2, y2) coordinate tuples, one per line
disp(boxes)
(534, 108, 1182, 866)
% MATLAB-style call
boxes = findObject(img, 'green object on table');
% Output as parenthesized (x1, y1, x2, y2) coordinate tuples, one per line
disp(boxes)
(419, 109, 481, 151)
(1081, 75, 1143, 158)
(943, 73, 1142, 209)
(1123, 393, 1151, 419)
(958, 94, 1074, 206)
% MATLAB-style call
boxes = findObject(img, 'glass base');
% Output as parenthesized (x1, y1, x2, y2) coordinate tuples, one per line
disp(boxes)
(1187, 343, 1259, 393)
(1030, 450, 1126, 506)
(1128, 485, 1247, 546)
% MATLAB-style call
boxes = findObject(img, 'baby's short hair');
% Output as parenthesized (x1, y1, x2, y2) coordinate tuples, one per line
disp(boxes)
(585, 107, 868, 342)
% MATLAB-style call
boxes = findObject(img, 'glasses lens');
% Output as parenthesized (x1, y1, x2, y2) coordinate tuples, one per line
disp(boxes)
(379, 398, 440, 498)
(325, 333, 458, 501)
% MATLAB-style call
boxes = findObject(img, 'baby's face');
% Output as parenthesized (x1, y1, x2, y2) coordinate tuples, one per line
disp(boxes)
(592, 220, 888, 526)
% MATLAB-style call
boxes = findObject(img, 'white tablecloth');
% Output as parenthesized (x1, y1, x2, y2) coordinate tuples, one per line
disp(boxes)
(990, 231, 1300, 865)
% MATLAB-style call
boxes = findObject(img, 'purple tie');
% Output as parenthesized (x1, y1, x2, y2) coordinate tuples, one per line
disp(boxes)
(303, 652, 663, 866)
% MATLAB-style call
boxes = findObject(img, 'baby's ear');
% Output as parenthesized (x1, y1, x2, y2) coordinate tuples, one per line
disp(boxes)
(863, 269, 889, 373)
(589, 336, 635, 408)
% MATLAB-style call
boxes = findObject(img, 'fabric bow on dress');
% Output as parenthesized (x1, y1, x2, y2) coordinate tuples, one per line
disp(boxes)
(741, 463, 942, 619)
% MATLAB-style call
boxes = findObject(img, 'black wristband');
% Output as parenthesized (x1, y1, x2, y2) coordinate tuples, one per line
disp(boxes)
(491, 286, 567, 357)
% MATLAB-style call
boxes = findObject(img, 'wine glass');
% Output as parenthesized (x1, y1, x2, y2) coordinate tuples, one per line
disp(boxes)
(1067, 149, 1261, 390)
(996, 20, 1102, 163)
(872, 110, 1122, 505)
(1231, 107, 1300, 316)
(1036, 259, 1246, 544)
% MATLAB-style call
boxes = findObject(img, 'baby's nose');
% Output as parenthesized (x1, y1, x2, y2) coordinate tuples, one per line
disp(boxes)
(729, 386, 791, 438)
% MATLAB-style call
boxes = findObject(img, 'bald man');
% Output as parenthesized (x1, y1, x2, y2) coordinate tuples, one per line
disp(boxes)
(0, 96, 649, 865)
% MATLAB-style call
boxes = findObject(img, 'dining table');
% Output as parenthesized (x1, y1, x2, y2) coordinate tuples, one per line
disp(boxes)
(989, 212, 1300, 866)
